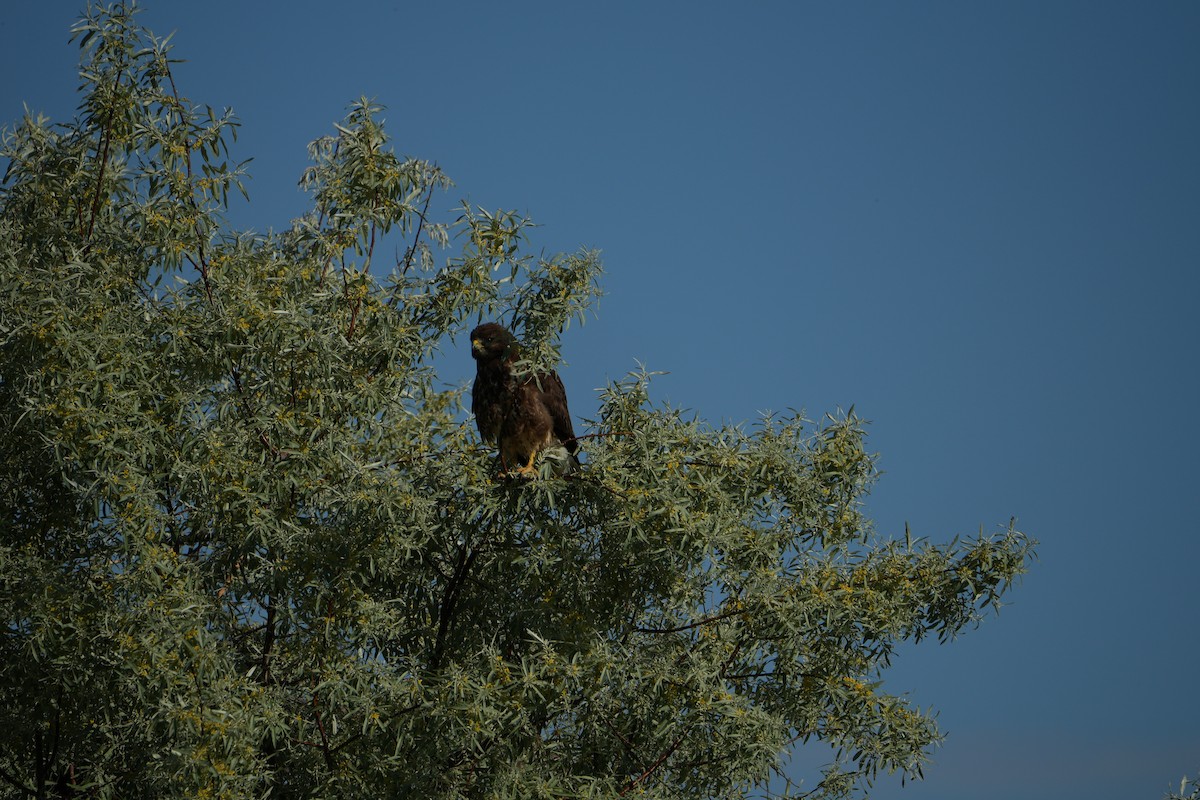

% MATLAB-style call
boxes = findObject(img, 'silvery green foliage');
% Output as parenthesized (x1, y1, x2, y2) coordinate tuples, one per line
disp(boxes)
(0, 4, 1034, 799)
(1167, 776, 1200, 800)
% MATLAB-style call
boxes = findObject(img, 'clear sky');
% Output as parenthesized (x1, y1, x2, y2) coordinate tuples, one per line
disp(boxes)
(3, 2, 1198, 798)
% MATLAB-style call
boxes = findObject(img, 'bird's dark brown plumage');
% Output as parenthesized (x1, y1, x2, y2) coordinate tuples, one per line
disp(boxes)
(470, 323, 578, 476)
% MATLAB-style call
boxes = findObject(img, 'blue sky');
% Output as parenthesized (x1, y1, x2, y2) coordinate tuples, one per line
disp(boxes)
(3, 2, 1198, 798)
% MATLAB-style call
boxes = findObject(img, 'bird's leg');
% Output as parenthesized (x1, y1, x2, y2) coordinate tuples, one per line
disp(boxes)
(512, 450, 538, 477)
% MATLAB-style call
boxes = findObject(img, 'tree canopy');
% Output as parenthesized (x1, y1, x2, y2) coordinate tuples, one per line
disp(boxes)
(0, 5, 1034, 798)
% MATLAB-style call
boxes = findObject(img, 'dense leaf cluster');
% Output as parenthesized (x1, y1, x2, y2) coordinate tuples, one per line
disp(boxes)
(0, 4, 1034, 798)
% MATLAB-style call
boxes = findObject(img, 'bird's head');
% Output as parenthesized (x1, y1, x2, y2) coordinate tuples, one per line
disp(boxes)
(470, 323, 518, 364)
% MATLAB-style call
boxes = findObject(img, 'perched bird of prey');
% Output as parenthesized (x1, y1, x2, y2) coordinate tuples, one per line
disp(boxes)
(470, 323, 579, 476)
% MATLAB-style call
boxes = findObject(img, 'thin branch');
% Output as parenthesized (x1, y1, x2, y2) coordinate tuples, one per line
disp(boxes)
(366, 217, 377, 270)
(568, 473, 631, 501)
(311, 692, 336, 772)
(48, 691, 63, 793)
(614, 637, 746, 797)
(314, 140, 342, 288)
(718, 639, 746, 679)
(85, 119, 113, 242)
(289, 738, 325, 750)
(634, 606, 747, 635)
(618, 730, 687, 797)
(0, 761, 33, 796)
(431, 539, 481, 670)
(600, 716, 649, 774)
(345, 291, 364, 341)
(399, 179, 435, 278)
(83, 69, 123, 247)
(227, 366, 282, 460)
(162, 61, 214, 301)
(260, 596, 276, 686)
(571, 431, 634, 443)
(723, 671, 776, 681)
(33, 728, 45, 798)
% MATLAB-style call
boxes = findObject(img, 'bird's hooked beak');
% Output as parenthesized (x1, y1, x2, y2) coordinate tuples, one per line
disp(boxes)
(471, 337, 484, 354)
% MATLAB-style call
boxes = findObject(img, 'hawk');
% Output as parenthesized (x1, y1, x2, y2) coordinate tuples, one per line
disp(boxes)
(470, 323, 579, 476)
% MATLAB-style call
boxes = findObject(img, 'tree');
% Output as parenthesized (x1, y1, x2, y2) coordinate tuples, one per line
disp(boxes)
(0, 5, 1034, 798)
(1167, 775, 1200, 800)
